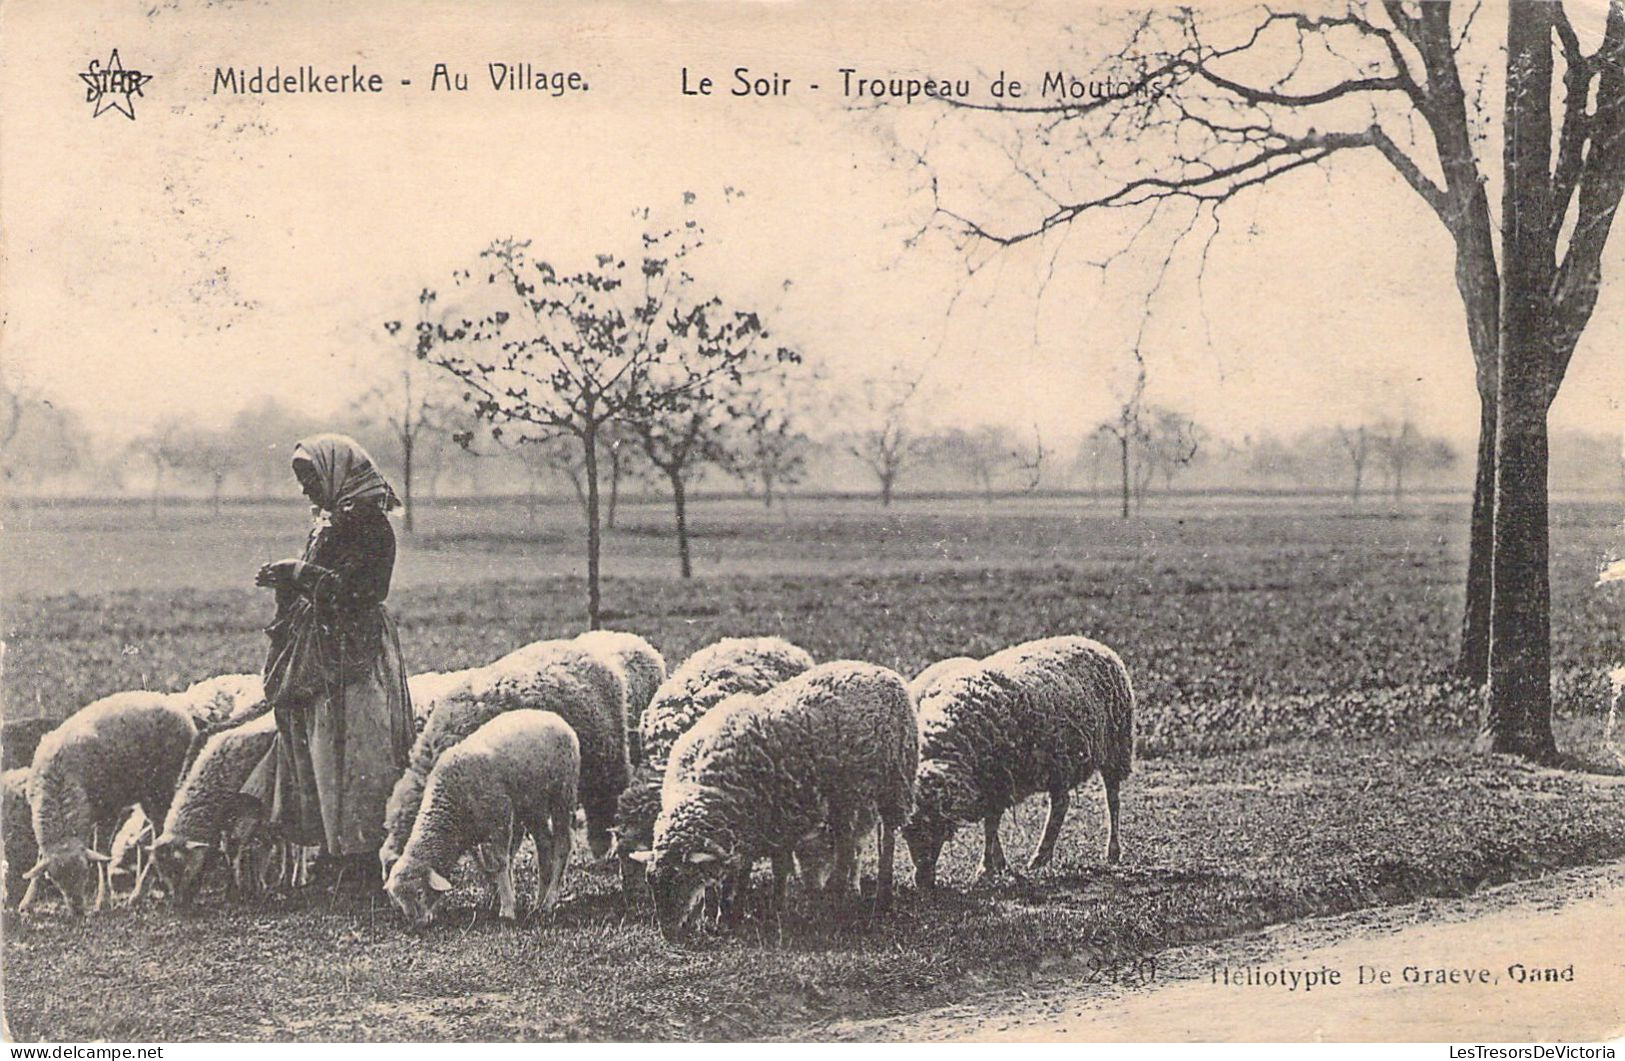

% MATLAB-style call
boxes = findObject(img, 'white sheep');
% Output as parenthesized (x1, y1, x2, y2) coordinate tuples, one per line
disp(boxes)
(612, 637, 814, 897)
(902, 635, 1135, 890)
(572, 630, 668, 764)
(907, 657, 978, 702)
(19, 691, 197, 915)
(633, 661, 918, 939)
(171, 674, 265, 728)
(151, 710, 284, 905)
(384, 709, 579, 927)
(380, 638, 628, 874)
(3, 767, 36, 908)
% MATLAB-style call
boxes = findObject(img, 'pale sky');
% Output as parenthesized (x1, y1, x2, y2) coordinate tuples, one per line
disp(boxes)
(1, 0, 1620, 451)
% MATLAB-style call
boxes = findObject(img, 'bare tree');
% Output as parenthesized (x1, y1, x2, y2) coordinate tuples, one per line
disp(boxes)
(170, 427, 241, 512)
(127, 417, 189, 521)
(0, 382, 86, 490)
(1143, 406, 1203, 495)
(723, 377, 813, 509)
(425, 205, 758, 628)
(377, 289, 468, 534)
(936, 425, 1015, 500)
(1094, 370, 1150, 519)
(922, 2, 1625, 760)
(847, 373, 928, 507)
(1336, 424, 1373, 502)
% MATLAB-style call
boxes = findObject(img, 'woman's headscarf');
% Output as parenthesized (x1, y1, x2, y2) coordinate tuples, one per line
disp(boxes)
(291, 433, 401, 513)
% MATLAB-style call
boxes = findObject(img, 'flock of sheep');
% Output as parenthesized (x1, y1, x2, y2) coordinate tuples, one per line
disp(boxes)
(0, 630, 1135, 940)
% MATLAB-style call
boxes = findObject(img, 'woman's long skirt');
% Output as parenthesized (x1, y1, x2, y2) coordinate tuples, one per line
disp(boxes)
(243, 611, 413, 857)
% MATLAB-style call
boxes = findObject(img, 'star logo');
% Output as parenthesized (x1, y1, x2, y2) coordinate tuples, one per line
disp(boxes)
(79, 49, 152, 120)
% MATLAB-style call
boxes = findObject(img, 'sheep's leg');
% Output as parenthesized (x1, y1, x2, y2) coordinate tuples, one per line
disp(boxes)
(17, 875, 40, 912)
(1103, 773, 1122, 865)
(720, 862, 750, 928)
(979, 811, 1008, 877)
(493, 856, 517, 922)
(1028, 787, 1071, 871)
(769, 851, 793, 941)
(875, 822, 896, 912)
(546, 806, 571, 912)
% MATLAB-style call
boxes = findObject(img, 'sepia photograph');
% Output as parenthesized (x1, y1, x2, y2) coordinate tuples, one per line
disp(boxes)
(0, 0, 1623, 1045)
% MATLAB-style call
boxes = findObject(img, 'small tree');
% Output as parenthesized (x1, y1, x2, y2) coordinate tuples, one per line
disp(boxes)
(426, 207, 757, 629)
(725, 382, 811, 509)
(171, 427, 242, 512)
(634, 314, 797, 577)
(848, 373, 927, 507)
(376, 289, 470, 533)
(0, 380, 86, 490)
(936, 425, 1014, 501)
(1336, 424, 1373, 503)
(127, 417, 189, 520)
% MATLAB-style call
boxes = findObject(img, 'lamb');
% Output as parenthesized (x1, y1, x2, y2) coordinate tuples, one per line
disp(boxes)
(150, 711, 283, 905)
(633, 661, 918, 940)
(611, 636, 814, 896)
(572, 630, 667, 764)
(902, 635, 1135, 890)
(380, 638, 628, 874)
(2, 767, 36, 907)
(19, 691, 197, 915)
(384, 709, 578, 927)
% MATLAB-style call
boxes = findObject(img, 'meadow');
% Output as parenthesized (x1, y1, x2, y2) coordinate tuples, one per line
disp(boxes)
(1, 492, 1623, 1040)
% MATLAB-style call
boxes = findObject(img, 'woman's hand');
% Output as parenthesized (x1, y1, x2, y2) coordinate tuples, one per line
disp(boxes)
(255, 560, 300, 588)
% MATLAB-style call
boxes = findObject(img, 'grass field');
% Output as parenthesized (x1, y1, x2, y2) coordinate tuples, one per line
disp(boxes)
(2, 493, 1623, 1040)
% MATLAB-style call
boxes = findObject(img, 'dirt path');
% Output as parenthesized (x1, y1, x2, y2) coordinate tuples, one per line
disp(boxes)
(820, 861, 1625, 1042)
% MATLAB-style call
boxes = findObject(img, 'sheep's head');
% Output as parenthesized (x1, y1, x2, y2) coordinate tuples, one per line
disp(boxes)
(902, 760, 976, 889)
(384, 858, 453, 928)
(151, 833, 214, 906)
(23, 840, 109, 915)
(631, 846, 731, 941)
(377, 838, 403, 881)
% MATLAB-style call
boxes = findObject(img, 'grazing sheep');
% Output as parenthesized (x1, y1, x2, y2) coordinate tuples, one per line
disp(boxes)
(151, 711, 283, 905)
(20, 691, 197, 915)
(573, 630, 667, 764)
(385, 710, 578, 927)
(908, 657, 978, 702)
(3, 767, 36, 907)
(612, 637, 814, 895)
(902, 635, 1134, 890)
(634, 661, 918, 939)
(2, 718, 58, 772)
(381, 639, 628, 874)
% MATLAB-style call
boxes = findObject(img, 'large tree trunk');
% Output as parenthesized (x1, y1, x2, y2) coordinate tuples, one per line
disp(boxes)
(1459, 395, 1497, 684)
(1481, 0, 1558, 763)
(583, 423, 602, 631)
(670, 470, 692, 579)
